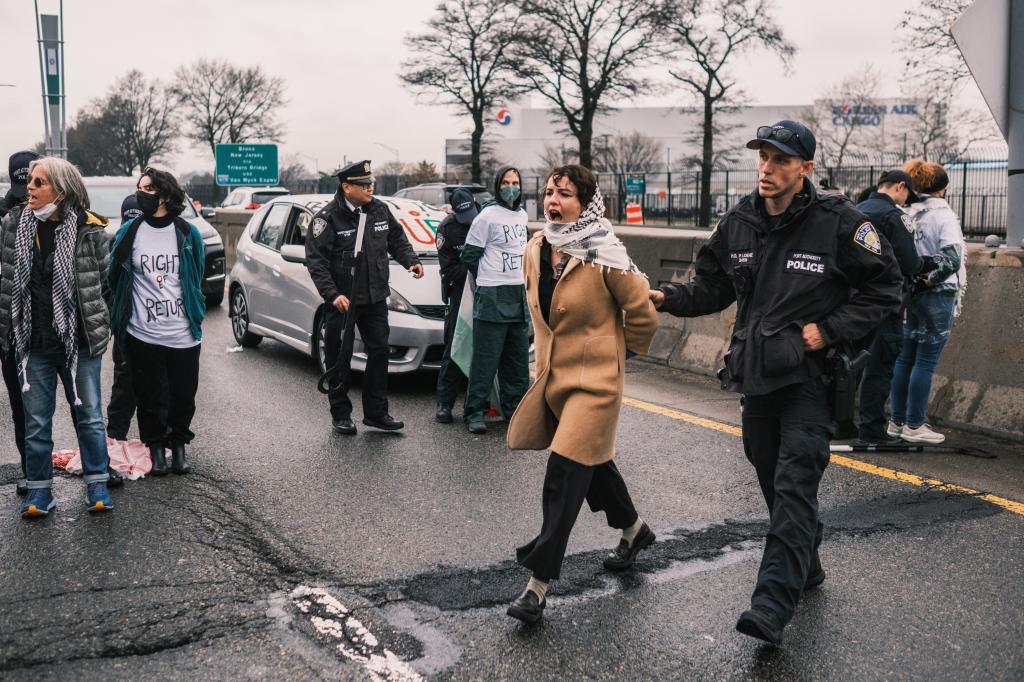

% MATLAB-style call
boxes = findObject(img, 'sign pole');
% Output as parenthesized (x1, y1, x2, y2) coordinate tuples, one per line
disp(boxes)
(1008, 0, 1024, 247)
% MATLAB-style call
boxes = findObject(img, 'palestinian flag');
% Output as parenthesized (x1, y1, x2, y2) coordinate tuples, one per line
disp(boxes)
(450, 275, 503, 418)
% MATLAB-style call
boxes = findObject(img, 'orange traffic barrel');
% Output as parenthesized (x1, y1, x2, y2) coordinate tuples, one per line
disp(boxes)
(625, 203, 643, 224)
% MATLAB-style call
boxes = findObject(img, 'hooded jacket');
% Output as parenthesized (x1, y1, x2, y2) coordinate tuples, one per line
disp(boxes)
(906, 195, 965, 294)
(460, 166, 529, 322)
(659, 179, 902, 396)
(0, 204, 112, 358)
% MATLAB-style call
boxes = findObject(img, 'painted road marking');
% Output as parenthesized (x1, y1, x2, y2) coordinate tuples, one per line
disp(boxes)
(621, 396, 1024, 518)
(290, 586, 423, 681)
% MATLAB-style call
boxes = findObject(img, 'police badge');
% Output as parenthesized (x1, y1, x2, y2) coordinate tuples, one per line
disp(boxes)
(853, 222, 882, 255)
(312, 217, 327, 238)
(435, 232, 445, 250)
(900, 213, 914, 233)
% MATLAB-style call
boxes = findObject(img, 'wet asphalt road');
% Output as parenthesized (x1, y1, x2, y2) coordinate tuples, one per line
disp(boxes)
(0, 305, 1022, 681)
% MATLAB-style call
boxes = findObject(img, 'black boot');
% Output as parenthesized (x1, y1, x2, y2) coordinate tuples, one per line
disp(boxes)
(171, 443, 191, 475)
(150, 446, 168, 476)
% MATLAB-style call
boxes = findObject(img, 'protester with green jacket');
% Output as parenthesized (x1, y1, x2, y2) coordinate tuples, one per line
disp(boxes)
(459, 165, 530, 434)
(109, 167, 205, 476)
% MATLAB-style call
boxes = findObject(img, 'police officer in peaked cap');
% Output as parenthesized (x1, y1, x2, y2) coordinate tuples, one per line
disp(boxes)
(304, 160, 423, 434)
(649, 120, 902, 644)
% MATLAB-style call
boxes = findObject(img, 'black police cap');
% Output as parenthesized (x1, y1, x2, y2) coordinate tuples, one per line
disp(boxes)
(8, 150, 40, 199)
(336, 160, 374, 186)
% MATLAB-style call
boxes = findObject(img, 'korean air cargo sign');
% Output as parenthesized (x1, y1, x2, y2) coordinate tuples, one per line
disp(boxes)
(215, 144, 279, 186)
(831, 103, 918, 127)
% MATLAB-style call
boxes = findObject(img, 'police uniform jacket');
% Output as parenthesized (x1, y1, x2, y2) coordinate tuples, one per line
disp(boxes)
(659, 179, 902, 396)
(856, 192, 922, 281)
(435, 212, 470, 304)
(305, 194, 420, 306)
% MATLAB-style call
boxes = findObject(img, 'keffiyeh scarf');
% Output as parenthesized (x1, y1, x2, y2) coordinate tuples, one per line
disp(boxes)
(10, 205, 83, 403)
(542, 188, 641, 275)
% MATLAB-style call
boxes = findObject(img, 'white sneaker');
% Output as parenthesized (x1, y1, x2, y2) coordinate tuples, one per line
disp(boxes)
(886, 421, 903, 438)
(901, 423, 946, 444)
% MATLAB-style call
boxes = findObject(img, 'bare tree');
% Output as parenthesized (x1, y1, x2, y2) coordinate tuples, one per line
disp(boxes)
(899, 0, 972, 86)
(900, 87, 1004, 161)
(172, 59, 286, 161)
(109, 70, 179, 171)
(277, 156, 310, 189)
(516, 0, 668, 169)
(593, 131, 661, 175)
(67, 106, 134, 176)
(536, 142, 579, 173)
(666, 0, 793, 226)
(401, 0, 527, 184)
(408, 161, 443, 185)
(801, 67, 886, 173)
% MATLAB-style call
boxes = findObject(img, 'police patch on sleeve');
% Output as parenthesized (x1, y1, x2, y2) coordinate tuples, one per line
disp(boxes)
(435, 232, 445, 250)
(853, 222, 882, 255)
(312, 217, 327, 239)
(900, 213, 914, 233)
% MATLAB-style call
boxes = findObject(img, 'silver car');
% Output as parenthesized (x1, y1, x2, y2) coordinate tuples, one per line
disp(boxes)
(228, 195, 447, 373)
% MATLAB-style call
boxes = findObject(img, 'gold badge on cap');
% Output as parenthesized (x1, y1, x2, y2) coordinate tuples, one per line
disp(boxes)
(363, 162, 370, 173)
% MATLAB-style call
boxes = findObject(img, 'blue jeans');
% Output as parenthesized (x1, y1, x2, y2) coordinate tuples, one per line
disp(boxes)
(890, 292, 956, 428)
(23, 350, 109, 489)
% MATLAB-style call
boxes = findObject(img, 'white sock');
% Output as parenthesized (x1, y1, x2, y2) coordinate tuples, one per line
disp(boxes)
(623, 518, 644, 545)
(527, 576, 548, 602)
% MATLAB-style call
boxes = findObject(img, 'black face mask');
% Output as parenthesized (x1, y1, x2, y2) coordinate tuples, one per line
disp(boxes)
(135, 190, 162, 216)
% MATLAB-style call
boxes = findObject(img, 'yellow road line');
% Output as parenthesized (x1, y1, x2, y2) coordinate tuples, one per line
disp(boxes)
(622, 395, 1024, 518)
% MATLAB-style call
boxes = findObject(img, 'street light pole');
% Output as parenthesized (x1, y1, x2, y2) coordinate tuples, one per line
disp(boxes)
(374, 142, 400, 165)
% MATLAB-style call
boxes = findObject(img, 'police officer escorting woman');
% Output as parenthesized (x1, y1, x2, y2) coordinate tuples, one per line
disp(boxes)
(650, 121, 902, 644)
(305, 161, 423, 435)
(434, 187, 478, 423)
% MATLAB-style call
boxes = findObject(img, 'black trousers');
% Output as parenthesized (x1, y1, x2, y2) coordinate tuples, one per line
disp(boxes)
(857, 314, 903, 441)
(435, 289, 466, 409)
(106, 341, 136, 441)
(125, 335, 201, 447)
(2, 346, 77, 475)
(741, 378, 832, 624)
(323, 301, 390, 421)
(516, 451, 639, 581)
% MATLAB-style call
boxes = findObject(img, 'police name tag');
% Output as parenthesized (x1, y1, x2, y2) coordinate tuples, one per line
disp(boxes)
(784, 250, 828, 277)
(374, 220, 389, 232)
(853, 222, 882, 255)
(730, 250, 754, 267)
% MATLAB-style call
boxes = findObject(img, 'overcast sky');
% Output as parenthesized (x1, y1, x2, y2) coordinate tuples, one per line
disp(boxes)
(0, 0, 955, 176)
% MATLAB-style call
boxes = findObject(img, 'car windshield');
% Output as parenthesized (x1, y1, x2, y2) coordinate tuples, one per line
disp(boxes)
(252, 191, 288, 204)
(85, 183, 198, 221)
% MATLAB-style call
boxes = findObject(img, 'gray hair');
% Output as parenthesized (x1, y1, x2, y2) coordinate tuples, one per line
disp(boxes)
(28, 157, 90, 212)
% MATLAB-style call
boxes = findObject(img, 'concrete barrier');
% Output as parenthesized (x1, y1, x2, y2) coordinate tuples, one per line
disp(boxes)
(609, 223, 1023, 441)
(210, 209, 254, 268)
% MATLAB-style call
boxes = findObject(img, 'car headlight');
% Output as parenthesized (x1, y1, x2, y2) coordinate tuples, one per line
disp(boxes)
(386, 288, 418, 314)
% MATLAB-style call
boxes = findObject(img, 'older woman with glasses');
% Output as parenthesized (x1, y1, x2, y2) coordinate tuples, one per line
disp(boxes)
(0, 157, 114, 517)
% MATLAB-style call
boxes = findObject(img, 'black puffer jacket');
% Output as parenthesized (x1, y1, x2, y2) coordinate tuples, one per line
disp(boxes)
(0, 204, 111, 358)
(659, 180, 902, 396)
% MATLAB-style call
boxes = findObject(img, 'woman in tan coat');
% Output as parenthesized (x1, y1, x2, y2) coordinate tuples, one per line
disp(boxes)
(505, 165, 660, 624)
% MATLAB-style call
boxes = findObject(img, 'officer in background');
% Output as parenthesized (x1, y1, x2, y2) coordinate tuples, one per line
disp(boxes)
(434, 187, 478, 423)
(305, 160, 424, 434)
(649, 120, 902, 644)
(855, 170, 930, 444)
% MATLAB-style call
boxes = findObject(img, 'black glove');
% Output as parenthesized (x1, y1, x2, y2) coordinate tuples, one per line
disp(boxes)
(911, 276, 931, 297)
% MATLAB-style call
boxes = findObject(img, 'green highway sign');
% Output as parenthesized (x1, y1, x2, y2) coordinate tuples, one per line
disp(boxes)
(625, 175, 646, 195)
(215, 144, 279, 186)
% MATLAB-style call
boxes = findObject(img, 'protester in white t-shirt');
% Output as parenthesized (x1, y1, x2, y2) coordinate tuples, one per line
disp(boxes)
(458, 166, 531, 434)
(109, 168, 205, 476)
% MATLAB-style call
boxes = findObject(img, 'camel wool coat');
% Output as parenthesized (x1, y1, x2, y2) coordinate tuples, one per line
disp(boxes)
(507, 235, 659, 465)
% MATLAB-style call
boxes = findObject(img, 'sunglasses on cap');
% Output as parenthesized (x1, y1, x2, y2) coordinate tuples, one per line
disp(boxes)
(756, 126, 802, 146)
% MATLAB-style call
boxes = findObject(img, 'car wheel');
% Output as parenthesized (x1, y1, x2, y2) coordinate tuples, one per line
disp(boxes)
(314, 310, 329, 375)
(230, 287, 262, 347)
(205, 289, 224, 308)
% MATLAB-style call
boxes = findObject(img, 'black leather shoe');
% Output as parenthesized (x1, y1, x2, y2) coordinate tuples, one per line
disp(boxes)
(805, 567, 826, 590)
(150, 447, 168, 476)
(603, 523, 656, 571)
(506, 588, 545, 624)
(15, 479, 28, 496)
(736, 606, 785, 645)
(171, 444, 191, 475)
(435, 404, 454, 424)
(466, 417, 486, 434)
(363, 414, 404, 431)
(333, 418, 357, 435)
(107, 467, 125, 488)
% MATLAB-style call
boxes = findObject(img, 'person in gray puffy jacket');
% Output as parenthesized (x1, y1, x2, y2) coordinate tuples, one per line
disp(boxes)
(0, 156, 113, 517)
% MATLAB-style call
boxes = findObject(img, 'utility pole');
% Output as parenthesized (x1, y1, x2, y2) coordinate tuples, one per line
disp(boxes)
(1009, 0, 1024, 246)
(34, 0, 67, 159)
